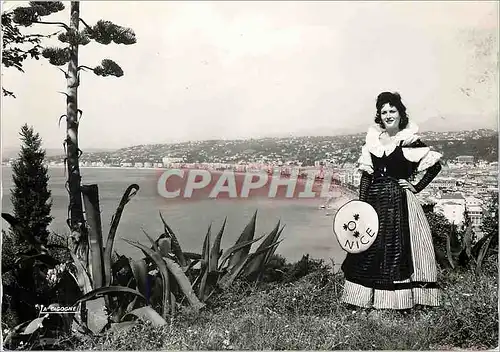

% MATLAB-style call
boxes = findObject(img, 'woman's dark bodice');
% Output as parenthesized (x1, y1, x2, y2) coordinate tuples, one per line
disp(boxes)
(370, 146, 418, 180)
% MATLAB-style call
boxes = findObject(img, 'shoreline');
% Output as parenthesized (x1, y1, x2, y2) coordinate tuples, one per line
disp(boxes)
(2, 165, 171, 171)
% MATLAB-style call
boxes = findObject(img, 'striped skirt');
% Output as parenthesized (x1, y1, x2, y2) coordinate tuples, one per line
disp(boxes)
(341, 181, 440, 309)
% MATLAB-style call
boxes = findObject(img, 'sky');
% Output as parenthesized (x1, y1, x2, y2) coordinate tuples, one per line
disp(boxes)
(1, 1, 499, 150)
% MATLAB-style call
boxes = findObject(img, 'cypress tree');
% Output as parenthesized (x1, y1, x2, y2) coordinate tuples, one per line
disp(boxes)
(10, 124, 53, 245)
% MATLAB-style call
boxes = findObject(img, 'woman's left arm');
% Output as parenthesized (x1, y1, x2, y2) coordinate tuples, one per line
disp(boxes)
(412, 162, 442, 193)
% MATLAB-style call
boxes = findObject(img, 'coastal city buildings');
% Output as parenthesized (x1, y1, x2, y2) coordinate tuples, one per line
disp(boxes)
(2, 130, 497, 242)
(434, 193, 467, 226)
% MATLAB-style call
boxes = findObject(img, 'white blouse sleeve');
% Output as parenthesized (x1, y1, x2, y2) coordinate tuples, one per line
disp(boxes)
(357, 144, 374, 174)
(402, 147, 443, 172)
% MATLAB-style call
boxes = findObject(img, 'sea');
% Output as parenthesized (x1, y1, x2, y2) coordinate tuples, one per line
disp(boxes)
(1, 166, 350, 268)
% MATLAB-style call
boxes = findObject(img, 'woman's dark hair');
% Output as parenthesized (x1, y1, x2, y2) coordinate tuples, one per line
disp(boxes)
(374, 91, 409, 129)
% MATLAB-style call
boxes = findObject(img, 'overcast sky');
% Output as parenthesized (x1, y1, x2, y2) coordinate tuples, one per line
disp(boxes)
(1, 1, 498, 150)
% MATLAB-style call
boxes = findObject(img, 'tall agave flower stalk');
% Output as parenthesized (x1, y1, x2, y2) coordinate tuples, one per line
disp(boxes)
(11, 1, 137, 267)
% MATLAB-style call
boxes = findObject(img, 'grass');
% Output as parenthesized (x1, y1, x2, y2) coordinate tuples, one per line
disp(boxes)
(76, 259, 498, 351)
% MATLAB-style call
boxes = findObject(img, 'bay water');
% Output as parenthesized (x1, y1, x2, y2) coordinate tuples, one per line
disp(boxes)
(1, 167, 348, 267)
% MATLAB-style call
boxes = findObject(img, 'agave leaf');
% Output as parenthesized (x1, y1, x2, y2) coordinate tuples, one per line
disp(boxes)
(122, 306, 167, 326)
(201, 224, 212, 267)
(155, 232, 169, 245)
(125, 296, 138, 315)
(70, 252, 93, 294)
(191, 269, 203, 289)
(104, 184, 140, 286)
(82, 184, 105, 289)
(3, 320, 32, 346)
(458, 223, 474, 267)
(243, 221, 281, 277)
(475, 236, 493, 274)
(227, 210, 258, 270)
(159, 211, 188, 267)
(244, 239, 284, 279)
(264, 225, 286, 264)
(209, 217, 227, 272)
(171, 292, 177, 315)
(184, 252, 202, 260)
(463, 223, 473, 258)
(141, 228, 159, 252)
(199, 224, 211, 300)
(184, 258, 200, 273)
(74, 286, 147, 306)
(220, 242, 281, 289)
(219, 234, 265, 269)
(129, 258, 150, 303)
(20, 315, 48, 335)
(164, 257, 205, 310)
(123, 239, 171, 318)
(198, 266, 209, 301)
(158, 238, 172, 257)
(449, 224, 462, 257)
(435, 248, 450, 268)
(472, 233, 491, 257)
(445, 231, 455, 269)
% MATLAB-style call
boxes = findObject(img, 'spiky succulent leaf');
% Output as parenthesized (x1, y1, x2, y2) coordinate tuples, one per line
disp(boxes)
(264, 225, 285, 263)
(141, 228, 160, 252)
(219, 242, 281, 289)
(129, 258, 150, 304)
(243, 221, 281, 277)
(105, 184, 139, 286)
(219, 235, 265, 269)
(20, 315, 48, 335)
(227, 210, 257, 270)
(124, 239, 171, 318)
(209, 217, 227, 272)
(121, 307, 167, 326)
(476, 237, 493, 274)
(198, 224, 211, 300)
(164, 258, 205, 310)
(158, 238, 172, 257)
(69, 252, 93, 294)
(159, 211, 187, 266)
(74, 286, 146, 306)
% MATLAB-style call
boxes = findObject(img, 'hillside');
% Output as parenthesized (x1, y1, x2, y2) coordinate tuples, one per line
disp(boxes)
(39, 129, 498, 166)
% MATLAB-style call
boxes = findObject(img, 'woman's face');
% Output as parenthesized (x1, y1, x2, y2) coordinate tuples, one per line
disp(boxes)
(380, 103, 400, 130)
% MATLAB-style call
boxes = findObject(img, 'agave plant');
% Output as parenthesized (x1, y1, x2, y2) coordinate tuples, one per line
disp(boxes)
(154, 210, 285, 303)
(444, 221, 473, 270)
(71, 183, 183, 333)
(5, 183, 173, 340)
(443, 216, 498, 274)
(2, 184, 287, 348)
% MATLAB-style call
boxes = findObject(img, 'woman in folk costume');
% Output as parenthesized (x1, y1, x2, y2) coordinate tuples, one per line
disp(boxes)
(341, 91, 443, 309)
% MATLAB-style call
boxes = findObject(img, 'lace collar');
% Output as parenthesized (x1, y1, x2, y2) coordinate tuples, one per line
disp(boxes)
(364, 122, 420, 157)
